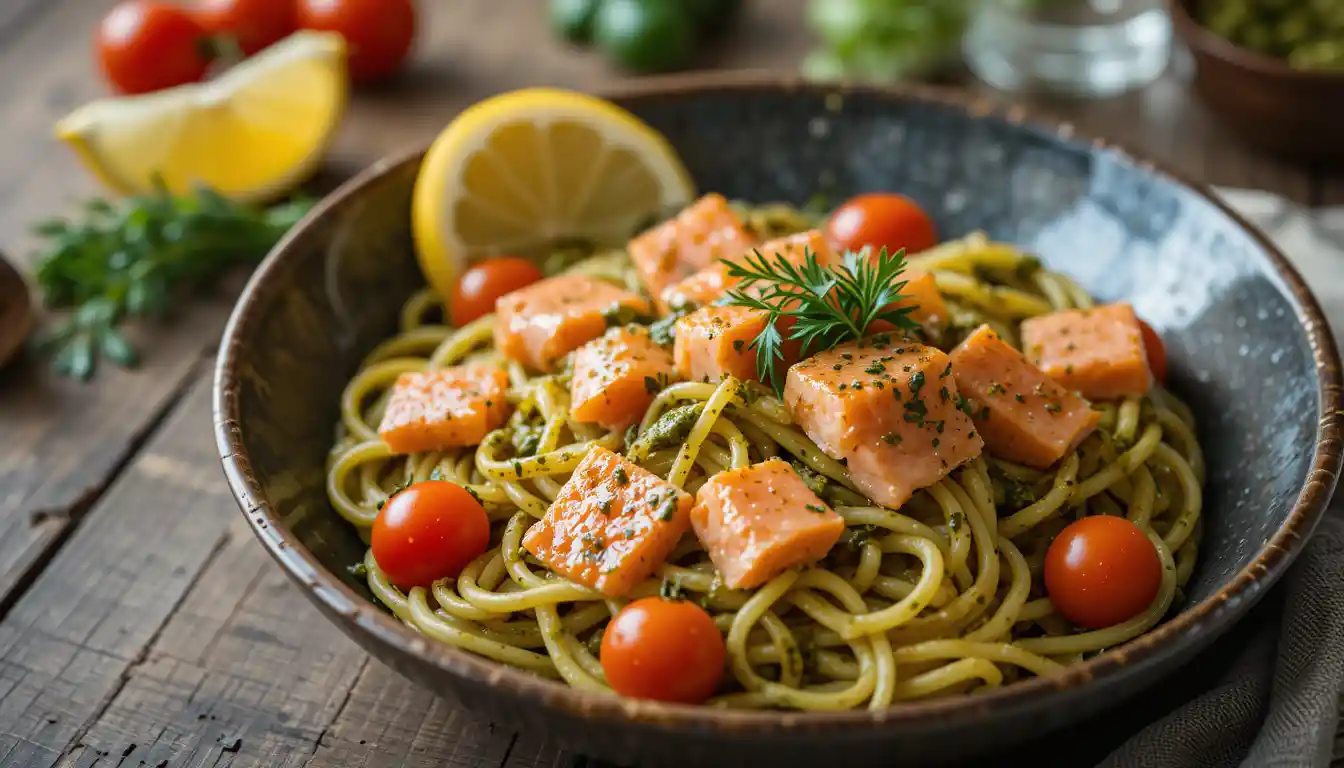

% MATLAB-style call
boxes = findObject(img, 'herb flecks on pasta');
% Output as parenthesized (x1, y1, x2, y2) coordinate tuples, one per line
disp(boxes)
(326, 195, 1203, 711)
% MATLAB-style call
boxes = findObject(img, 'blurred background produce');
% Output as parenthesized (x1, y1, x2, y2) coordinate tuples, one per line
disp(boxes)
(1197, 0, 1344, 70)
(550, 0, 743, 73)
(802, 0, 971, 82)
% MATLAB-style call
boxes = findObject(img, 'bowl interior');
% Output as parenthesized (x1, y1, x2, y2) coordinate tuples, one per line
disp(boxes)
(222, 83, 1330, 708)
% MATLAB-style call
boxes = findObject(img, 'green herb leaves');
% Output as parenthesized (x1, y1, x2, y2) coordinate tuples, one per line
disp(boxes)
(29, 182, 312, 380)
(720, 246, 919, 394)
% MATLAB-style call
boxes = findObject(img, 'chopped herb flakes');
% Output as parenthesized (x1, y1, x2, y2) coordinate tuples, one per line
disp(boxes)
(909, 370, 926, 394)
(881, 432, 903, 446)
(614, 466, 629, 486)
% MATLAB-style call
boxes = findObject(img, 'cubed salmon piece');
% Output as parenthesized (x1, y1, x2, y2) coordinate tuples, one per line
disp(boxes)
(522, 446, 691, 596)
(691, 458, 845, 589)
(950, 325, 1100, 468)
(570, 327, 678, 431)
(673, 305, 768, 384)
(494, 274, 651, 372)
(785, 339, 983, 509)
(660, 229, 836, 311)
(627, 194, 755, 312)
(872, 269, 950, 336)
(1020, 303, 1153, 400)
(378, 366, 511, 453)
(673, 306, 809, 385)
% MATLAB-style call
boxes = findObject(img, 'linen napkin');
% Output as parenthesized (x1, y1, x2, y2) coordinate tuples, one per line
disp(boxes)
(1095, 189, 1344, 768)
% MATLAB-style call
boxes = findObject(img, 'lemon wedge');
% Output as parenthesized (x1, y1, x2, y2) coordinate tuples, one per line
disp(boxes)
(412, 88, 695, 300)
(55, 31, 347, 203)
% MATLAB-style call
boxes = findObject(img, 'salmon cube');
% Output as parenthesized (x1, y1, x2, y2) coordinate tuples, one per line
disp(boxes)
(494, 273, 651, 372)
(522, 446, 692, 596)
(950, 325, 1100, 468)
(378, 366, 511, 453)
(660, 229, 836, 311)
(691, 458, 845, 589)
(868, 270, 951, 339)
(627, 194, 755, 312)
(570, 327, 678, 431)
(1020, 303, 1153, 400)
(785, 339, 983, 509)
(673, 305, 768, 384)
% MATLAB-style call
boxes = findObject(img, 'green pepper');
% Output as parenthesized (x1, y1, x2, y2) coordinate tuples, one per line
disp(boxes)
(594, 0, 696, 73)
(551, 0, 604, 45)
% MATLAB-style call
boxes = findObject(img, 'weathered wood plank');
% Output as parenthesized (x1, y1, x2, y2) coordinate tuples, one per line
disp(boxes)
(0, 0, 236, 614)
(54, 507, 368, 767)
(0, 376, 237, 767)
(309, 662, 514, 768)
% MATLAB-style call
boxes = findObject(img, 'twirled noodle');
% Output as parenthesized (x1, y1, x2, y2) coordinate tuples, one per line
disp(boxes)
(327, 208, 1204, 711)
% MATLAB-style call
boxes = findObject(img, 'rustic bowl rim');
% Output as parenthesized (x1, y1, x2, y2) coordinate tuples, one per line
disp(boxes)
(1169, 0, 1344, 83)
(214, 72, 1344, 735)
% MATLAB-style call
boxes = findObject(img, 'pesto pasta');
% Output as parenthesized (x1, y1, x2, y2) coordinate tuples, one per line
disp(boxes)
(326, 202, 1203, 711)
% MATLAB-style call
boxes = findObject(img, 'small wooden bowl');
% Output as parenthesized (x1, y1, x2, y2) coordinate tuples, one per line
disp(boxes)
(0, 252, 33, 369)
(1169, 0, 1344, 164)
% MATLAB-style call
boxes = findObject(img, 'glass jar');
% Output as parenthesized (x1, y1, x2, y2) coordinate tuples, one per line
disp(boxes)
(964, 0, 1173, 98)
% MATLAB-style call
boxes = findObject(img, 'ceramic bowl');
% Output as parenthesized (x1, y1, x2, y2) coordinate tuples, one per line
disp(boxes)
(1169, 0, 1344, 164)
(214, 75, 1343, 767)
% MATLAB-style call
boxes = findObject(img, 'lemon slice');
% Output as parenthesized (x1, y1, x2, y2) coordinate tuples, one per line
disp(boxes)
(55, 31, 347, 203)
(412, 87, 695, 300)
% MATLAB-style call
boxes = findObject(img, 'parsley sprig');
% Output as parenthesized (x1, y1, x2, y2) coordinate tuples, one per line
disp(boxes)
(29, 182, 313, 380)
(721, 246, 920, 393)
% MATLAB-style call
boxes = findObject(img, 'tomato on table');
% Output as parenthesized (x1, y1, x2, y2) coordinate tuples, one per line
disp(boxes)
(1044, 515, 1163, 630)
(97, 1, 211, 95)
(371, 480, 491, 591)
(195, 0, 297, 56)
(450, 256, 545, 327)
(1138, 318, 1168, 385)
(826, 193, 938, 256)
(601, 597, 726, 703)
(296, 0, 417, 82)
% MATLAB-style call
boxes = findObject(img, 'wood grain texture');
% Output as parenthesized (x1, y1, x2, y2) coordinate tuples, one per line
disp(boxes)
(0, 0, 234, 617)
(0, 377, 234, 767)
(54, 503, 366, 768)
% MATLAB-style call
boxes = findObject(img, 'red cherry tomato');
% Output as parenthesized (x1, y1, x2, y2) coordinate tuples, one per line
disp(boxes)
(1139, 319, 1168, 385)
(601, 597, 726, 703)
(97, 1, 211, 95)
(195, 0, 297, 56)
(826, 193, 938, 256)
(1045, 516, 1163, 630)
(295, 0, 417, 82)
(371, 481, 490, 591)
(450, 256, 545, 328)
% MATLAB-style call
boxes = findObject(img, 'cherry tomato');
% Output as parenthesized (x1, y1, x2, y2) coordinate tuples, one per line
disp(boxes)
(195, 0, 297, 56)
(601, 597, 726, 703)
(97, 1, 210, 95)
(1139, 319, 1168, 385)
(1045, 516, 1162, 630)
(371, 481, 490, 591)
(296, 0, 417, 83)
(450, 256, 544, 328)
(826, 193, 938, 256)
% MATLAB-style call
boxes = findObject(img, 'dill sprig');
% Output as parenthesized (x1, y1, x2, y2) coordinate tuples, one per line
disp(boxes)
(721, 246, 920, 394)
(29, 182, 313, 380)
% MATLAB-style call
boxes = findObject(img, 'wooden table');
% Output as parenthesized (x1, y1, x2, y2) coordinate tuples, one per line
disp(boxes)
(0, 2, 1340, 766)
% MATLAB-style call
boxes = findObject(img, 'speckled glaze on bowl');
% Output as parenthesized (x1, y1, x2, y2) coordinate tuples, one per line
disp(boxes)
(213, 75, 1343, 767)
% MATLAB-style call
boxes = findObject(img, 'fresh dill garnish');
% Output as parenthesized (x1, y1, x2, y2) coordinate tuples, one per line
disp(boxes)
(29, 182, 313, 380)
(720, 246, 920, 394)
